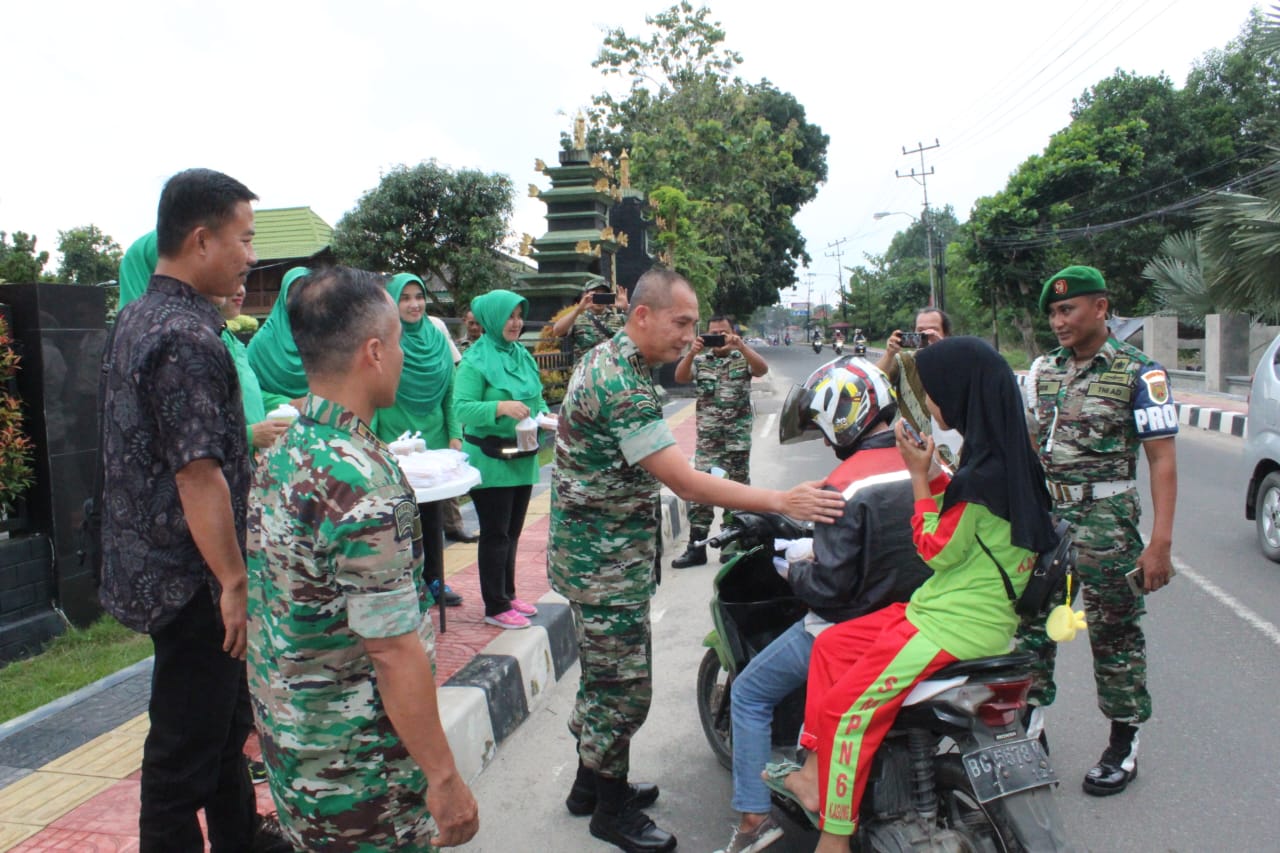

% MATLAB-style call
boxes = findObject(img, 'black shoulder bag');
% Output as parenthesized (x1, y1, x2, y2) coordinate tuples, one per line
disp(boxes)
(976, 518, 1078, 619)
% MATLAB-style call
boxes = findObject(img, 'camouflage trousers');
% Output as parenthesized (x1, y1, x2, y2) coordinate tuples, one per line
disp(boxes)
(568, 600, 652, 779)
(686, 447, 751, 536)
(1016, 491, 1151, 724)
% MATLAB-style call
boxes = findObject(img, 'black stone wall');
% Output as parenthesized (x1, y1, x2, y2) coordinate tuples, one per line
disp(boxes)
(0, 284, 107, 638)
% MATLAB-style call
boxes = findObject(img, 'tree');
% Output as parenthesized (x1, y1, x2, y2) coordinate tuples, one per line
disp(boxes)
(1142, 231, 1219, 326)
(0, 232, 49, 283)
(57, 224, 122, 285)
(582, 3, 828, 317)
(332, 161, 514, 310)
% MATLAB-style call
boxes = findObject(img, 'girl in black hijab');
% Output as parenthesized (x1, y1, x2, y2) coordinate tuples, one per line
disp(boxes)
(913, 336, 1058, 553)
(774, 337, 1059, 850)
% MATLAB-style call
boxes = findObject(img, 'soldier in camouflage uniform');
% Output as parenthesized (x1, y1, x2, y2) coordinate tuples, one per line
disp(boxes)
(549, 268, 845, 852)
(1020, 265, 1178, 797)
(671, 315, 769, 567)
(247, 268, 478, 852)
(551, 280, 630, 368)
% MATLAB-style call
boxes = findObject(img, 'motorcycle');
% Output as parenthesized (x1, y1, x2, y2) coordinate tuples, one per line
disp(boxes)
(697, 512, 1077, 852)
(812, 339, 823, 354)
(833, 339, 844, 356)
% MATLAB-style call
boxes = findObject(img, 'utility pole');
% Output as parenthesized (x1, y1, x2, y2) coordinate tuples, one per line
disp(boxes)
(825, 238, 848, 322)
(804, 271, 816, 338)
(895, 139, 943, 310)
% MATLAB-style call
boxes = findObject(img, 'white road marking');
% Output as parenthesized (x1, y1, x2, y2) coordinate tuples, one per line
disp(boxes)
(760, 412, 777, 441)
(1173, 557, 1280, 648)
(652, 607, 666, 624)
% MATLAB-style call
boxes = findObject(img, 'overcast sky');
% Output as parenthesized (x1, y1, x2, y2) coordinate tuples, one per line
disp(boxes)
(1, 0, 1264, 302)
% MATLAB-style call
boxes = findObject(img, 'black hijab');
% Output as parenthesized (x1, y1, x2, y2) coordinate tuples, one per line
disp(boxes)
(914, 337, 1058, 553)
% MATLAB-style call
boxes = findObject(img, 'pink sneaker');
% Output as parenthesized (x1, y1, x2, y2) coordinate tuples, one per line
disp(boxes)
(484, 609, 531, 630)
(510, 598, 538, 616)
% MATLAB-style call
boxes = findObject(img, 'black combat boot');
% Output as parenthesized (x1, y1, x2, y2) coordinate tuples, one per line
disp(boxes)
(566, 759, 659, 816)
(671, 530, 708, 569)
(1083, 721, 1139, 796)
(589, 775, 676, 853)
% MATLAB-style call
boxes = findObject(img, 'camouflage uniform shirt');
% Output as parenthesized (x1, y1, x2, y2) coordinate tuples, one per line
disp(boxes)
(549, 330, 676, 606)
(247, 394, 436, 852)
(692, 349, 754, 452)
(1028, 336, 1178, 483)
(570, 307, 626, 365)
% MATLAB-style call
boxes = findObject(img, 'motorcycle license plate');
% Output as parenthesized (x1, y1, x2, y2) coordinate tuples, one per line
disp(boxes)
(962, 738, 1056, 803)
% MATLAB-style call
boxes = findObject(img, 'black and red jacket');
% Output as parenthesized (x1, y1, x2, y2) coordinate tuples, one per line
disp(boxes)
(787, 430, 932, 624)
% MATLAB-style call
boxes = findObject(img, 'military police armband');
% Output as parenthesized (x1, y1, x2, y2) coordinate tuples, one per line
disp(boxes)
(1131, 367, 1178, 438)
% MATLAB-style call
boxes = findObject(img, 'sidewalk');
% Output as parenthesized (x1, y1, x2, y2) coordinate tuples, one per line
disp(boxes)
(0, 401, 701, 851)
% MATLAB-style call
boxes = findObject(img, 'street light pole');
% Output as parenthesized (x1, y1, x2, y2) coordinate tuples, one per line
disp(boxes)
(873, 209, 935, 311)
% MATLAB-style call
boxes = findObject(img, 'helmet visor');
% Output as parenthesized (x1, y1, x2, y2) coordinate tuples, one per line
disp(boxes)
(779, 383, 819, 445)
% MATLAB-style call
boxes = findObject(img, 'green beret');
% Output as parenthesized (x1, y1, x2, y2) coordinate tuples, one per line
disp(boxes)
(1039, 265, 1107, 313)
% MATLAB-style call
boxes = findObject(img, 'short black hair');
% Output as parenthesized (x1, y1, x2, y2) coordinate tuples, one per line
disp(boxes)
(156, 168, 258, 257)
(630, 267, 690, 314)
(916, 307, 952, 337)
(287, 266, 395, 378)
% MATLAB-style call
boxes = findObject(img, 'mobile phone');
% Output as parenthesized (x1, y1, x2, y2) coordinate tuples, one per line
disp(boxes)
(900, 420, 926, 447)
(1125, 564, 1176, 596)
(900, 332, 925, 349)
(591, 292, 616, 305)
(700, 333, 726, 348)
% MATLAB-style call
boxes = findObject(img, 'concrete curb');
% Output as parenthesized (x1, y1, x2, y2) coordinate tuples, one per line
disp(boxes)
(1176, 402, 1246, 438)
(440, 592, 578, 784)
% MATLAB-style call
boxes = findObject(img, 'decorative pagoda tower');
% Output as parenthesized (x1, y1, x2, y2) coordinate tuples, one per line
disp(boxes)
(516, 115, 627, 322)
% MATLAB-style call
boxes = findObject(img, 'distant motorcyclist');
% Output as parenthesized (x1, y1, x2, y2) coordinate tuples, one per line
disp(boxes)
(713, 357, 930, 853)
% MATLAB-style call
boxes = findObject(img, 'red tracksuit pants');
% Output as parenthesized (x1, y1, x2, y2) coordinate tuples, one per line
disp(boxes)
(799, 602, 957, 835)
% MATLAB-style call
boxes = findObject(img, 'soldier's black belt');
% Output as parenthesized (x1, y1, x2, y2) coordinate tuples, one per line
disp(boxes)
(1045, 479, 1136, 503)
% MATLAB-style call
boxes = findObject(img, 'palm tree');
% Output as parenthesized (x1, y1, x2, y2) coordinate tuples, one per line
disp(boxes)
(1183, 6, 1280, 323)
(1196, 158, 1280, 323)
(1142, 231, 1218, 327)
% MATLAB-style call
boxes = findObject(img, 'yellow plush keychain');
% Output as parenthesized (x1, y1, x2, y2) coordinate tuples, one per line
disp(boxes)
(1045, 573, 1086, 642)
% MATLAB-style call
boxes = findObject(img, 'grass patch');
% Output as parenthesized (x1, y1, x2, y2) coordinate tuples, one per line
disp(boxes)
(0, 615, 152, 724)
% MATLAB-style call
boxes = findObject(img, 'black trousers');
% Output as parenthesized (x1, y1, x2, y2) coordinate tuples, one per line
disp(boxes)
(470, 485, 532, 616)
(141, 590, 255, 853)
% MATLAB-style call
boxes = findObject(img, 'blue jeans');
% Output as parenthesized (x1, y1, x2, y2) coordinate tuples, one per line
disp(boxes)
(730, 618, 815, 814)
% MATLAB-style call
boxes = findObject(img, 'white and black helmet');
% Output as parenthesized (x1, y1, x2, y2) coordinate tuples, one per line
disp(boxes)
(779, 356, 896, 451)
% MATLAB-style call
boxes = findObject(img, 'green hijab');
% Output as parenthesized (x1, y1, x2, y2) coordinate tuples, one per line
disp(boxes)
(462, 289, 542, 399)
(387, 273, 454, 412)
(247, 267, 310, 398)
(118, 231, 158, 309)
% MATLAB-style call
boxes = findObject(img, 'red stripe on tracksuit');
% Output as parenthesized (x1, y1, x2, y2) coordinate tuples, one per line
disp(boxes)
(798, 602, 958, 835)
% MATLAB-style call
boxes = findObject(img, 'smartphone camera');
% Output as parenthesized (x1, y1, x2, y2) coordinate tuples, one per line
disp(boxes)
(700, 333, 726, 348)
(900, 332, 926, 349)
(591, 292, 616, 305)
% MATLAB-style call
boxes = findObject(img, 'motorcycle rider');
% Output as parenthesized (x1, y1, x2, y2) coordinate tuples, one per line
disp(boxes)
(776, 337, 1060, 852)
(713, 358, 931, 853)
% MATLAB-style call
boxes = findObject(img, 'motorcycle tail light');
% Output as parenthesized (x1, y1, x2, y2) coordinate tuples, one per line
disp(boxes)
(974, 677, 1032, 728)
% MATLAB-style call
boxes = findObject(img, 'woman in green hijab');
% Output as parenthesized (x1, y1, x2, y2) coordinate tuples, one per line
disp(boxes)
(118, 231, 158, 310)
(219, 283, 289, 453)
(373, 273, 460, 451)
(455, 289, 550, 629)
(247, 266, 311, 410)
(374, 273, 465, 607)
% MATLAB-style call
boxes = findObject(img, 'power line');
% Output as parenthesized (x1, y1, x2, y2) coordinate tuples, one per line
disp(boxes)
(942, 0, 1128, 152)
(940, 0, 1178, 164)
(895, 140, 943, 308)
(978, 161, 1274, 250)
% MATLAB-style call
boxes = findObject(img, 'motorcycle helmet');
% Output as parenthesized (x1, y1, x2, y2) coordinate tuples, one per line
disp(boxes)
(779, 356, 896, 453)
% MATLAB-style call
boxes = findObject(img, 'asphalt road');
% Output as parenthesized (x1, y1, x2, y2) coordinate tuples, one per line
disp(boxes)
(464, 345, 1280, 853)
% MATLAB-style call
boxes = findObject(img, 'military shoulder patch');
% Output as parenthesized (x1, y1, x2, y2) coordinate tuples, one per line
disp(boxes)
(1140, 369, 1170, 404)
(393, 499, 416, 541)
